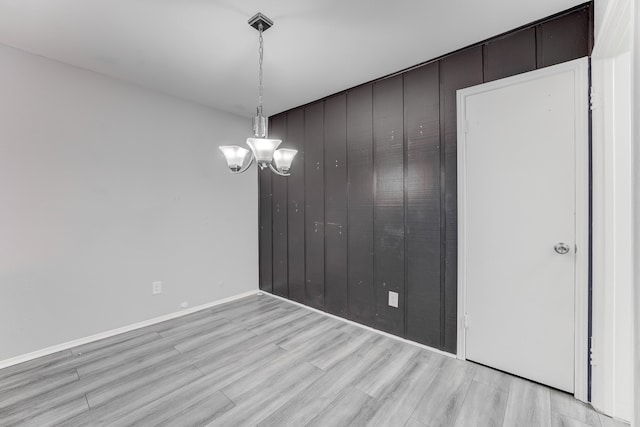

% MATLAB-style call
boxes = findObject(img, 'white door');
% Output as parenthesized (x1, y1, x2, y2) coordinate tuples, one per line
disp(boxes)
(458, 59, 588, 394)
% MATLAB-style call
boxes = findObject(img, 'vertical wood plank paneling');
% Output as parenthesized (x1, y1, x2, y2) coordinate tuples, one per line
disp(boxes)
(373, 75, 405, 336)
(536, 8, 590, 68)
(404, 63, 442, 347)
(440, 46, 483, 353)
(286, 109, 306, 303)
(270, 114, 289, 298)
(347, 85, 375, 326)
(259, 166, 273, 293)
(324, 94, 348, 316)
(259, 5, 592, 354)
(304, 102, 325, 309)
(483, 28, 537, 82)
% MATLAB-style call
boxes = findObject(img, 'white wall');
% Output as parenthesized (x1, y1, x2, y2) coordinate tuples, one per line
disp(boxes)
(594, 0, 611, 39)
(591, 0, 634, 421)
(0, 44, 258, 361)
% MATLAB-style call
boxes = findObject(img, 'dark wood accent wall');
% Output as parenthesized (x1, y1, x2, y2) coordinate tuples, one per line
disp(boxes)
(258, 165, 272, 294)
(286, 109, 305, 303)
(304, 103, 325, 309)
(373, 75, 405, 336)
(324, 94, 348, 317)
(269, 114, 288, 298)
(259, 4, 593, 353)
(346, 85, 375, 326)
(404, 62, 441, 347)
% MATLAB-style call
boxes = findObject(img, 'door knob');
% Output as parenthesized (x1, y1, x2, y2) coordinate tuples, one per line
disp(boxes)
(554, 243, 571, 255)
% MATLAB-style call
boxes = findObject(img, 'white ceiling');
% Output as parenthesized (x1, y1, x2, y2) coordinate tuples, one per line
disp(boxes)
(0, 0, 586, 117)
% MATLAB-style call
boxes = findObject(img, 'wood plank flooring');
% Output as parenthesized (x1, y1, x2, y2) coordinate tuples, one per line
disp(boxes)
(0, 294, 629, 427)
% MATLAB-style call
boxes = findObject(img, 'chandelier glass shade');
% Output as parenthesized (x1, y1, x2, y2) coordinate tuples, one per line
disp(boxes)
(219, 145, 250, 172)
(218, 13, 297, 177)
(273, 148, 297, 174)
(246, 137, 282, 167)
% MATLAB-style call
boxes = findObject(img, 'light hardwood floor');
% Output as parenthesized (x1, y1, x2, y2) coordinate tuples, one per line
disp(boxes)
(0, 294, 629, 427)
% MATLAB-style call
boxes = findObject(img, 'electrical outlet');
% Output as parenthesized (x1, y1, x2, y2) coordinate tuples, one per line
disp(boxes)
(152, 281, 162, 295)
(388, 291, 399, 308)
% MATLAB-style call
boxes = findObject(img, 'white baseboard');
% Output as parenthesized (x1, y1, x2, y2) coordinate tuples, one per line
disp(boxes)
(261, 292, 456, 359)
(0, 290, 259, 370)
(1, 289, 454, 371)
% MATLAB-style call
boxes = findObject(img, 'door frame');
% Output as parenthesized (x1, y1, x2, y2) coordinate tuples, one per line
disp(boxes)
(455, 58, 590, 402)
(590, 0, 634, 418)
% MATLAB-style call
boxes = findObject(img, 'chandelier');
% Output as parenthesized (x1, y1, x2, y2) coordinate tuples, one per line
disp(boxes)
(219, 13, 297, 176)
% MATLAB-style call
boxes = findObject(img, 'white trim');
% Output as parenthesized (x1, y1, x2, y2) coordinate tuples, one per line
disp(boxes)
(262, 292, 456, 359)
(591, 0, 635, 420)
(457, 102, 469, 360)
(590, 55, 612, 415)
(0, 290, 258, 370)
(591, 52, 633, 422)
(633, 0, 639, 424)
(573, 57, 590, 404)
(456, 58, 590, 402)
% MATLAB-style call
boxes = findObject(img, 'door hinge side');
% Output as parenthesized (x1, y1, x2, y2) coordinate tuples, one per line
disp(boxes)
(589, 87, 598, 111)
(589, 336, 595, 365)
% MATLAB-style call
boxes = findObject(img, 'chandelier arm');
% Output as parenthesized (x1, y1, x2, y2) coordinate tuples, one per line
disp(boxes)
(230, 152, 256, 174)
(268, 163, 291, 177)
